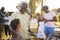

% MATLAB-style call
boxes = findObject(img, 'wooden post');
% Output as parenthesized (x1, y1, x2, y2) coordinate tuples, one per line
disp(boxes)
(29, 0, 36, 17)
(41, 0, 43, 16)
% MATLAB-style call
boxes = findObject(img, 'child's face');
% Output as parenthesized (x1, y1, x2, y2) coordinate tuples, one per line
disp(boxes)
(16, 23, 21, 31)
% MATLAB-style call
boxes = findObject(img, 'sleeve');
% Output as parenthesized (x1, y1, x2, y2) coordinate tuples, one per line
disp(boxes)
(26, 14, 30, 22)
(52, 12, 56, 17)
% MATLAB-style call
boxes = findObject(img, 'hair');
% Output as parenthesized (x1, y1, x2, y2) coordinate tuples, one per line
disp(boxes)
(10, 19, 20, 30)
(42, 6, 49, 11)
(36, 13, 40, 17)
(20, 2, 28, 8)
(1, 7, 5, 10)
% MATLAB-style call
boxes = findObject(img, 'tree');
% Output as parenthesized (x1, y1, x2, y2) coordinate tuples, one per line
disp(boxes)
(29, 0, 46, 17)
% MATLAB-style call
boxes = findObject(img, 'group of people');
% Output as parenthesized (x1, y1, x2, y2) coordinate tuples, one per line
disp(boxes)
(0, 7, 5, 40)
(0, 2, 56, 40)
(0, 7, 11, 40)
(36, 6, 56, 40)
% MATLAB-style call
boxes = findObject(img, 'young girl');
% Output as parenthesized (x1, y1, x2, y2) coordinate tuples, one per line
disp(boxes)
(10, 19, 22, 40)
(37, 15, 46, 40)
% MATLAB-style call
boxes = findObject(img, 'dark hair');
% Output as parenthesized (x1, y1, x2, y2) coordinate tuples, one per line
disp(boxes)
(36, 13, 40, 16)
(1, 7, 5, 10)
(0, 7, 5, 13)
(42, 6, 49, 11)
(10, 19, 20, 30)
(20, 2, 28, 8)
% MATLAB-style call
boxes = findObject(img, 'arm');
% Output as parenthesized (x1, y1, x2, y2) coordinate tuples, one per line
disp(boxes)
(28, 15, 31, 29)
(36, 16, 40, 33)
(37, 21, 39, 33)
(0, 13, 4, 19)
(45, 17, 56, 22)
(52, 12, 57, 21)
(28, 15, 33, 33)
(0, 16, 3, 19)
(28, 15, 30, 30)
(53, 16, 57, 21)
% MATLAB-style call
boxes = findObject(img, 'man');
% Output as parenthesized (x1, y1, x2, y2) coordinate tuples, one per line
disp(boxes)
(42, 6, 56, 37)
(10, 2, 31, 40)
(0, 7, 5, 40)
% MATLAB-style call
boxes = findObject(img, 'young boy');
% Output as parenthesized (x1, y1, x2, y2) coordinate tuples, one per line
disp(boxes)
(10, 19, 22, 40)
(42, 6, 56, 37)
(4, 13, 11, 37)
(37, 14, 46, 40)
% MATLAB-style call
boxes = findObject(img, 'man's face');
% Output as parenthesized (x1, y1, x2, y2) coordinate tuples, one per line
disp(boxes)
(43, 9, 48, 13)
(20, 7, 27, 14)
(42, 6, 49, 13)
(20, 3, 27, 14)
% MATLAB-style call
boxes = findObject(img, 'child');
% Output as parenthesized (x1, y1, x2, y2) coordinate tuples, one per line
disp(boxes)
(4, 13, 11, 37)
(37, 15, 46, 40)
(10, 19, 22, 40)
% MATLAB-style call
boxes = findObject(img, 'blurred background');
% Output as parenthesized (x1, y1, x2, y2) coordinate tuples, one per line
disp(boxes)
(0, 0, 60, 40)
(0, 0, 60, 25)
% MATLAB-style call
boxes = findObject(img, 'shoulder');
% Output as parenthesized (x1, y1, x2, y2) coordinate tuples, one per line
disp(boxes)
(12, 11, 19, 16)
(50, 11, 55, 14)
(50, 11, 56, 17)
(25, 13, 30, 17)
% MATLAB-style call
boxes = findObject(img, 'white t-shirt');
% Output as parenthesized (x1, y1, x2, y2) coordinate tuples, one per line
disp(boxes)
(37, 22, 45, 38)
(43, 11, 56, 27)
(38, 22, 45, 33)
(4, 16, 10, 25)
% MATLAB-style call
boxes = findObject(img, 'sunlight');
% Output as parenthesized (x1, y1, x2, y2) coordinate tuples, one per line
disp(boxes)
(36, 0, 60, 13)
(44, 0, 60, 10)
(0, 0, 29, 12)
(0, 0, 60, 12)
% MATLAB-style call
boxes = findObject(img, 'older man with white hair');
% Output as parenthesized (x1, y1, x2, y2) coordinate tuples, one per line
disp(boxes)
(10, 2, 31, 40)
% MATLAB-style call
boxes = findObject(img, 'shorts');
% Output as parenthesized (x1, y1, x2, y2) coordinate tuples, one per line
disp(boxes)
(44, 26, 54, 35)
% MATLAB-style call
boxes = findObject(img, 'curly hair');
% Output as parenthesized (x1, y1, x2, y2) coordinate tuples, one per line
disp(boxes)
(10, 19, 20, 30)
(42, 6, 49, 11)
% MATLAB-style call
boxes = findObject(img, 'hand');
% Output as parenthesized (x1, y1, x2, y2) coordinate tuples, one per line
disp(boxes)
(28, 29, 33, 33)
(46, 20, 54, 22)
